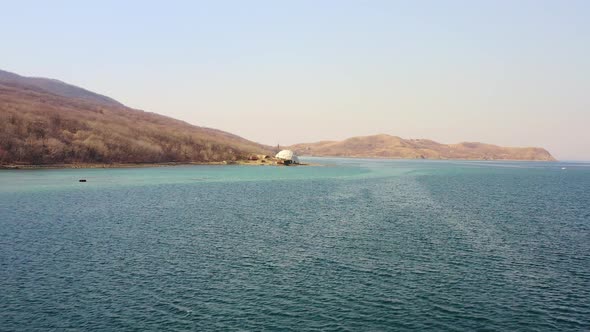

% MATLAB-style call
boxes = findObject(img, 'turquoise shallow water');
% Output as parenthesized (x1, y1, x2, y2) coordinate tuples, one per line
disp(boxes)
(1, 158, 589, 330)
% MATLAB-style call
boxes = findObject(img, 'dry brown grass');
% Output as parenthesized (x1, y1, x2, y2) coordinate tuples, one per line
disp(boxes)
(287, 134, 556, 161)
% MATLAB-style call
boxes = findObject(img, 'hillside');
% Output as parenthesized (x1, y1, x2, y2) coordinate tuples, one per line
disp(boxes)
(0, 69, 123, 107)
(0, 70, 272, 165)
(288, 134, 556, 161)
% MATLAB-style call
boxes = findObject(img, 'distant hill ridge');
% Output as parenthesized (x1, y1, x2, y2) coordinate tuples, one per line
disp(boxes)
(0, 69, 123, 107)
(288, 134, 556, 161)
(0, 69, 271, 165)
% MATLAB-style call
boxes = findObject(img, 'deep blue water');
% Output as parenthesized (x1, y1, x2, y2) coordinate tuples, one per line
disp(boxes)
(1, 158, 589, 331)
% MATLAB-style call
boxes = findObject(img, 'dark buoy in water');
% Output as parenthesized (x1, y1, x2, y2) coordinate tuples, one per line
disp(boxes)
(79, 179, 87, 182)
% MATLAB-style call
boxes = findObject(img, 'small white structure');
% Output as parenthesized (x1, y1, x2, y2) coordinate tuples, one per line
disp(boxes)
(275, 150, 300, 165)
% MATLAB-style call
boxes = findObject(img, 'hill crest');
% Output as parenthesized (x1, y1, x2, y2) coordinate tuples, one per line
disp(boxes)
(0, 69, 124, 107)
(287, 134, 556, 161)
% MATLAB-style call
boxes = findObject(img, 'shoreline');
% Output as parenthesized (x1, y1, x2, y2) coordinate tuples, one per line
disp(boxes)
(0, 160, 314, 170)
(299, 155, 558, 162)
(0, 162, 224, 170)
(1, 156, 559, 170)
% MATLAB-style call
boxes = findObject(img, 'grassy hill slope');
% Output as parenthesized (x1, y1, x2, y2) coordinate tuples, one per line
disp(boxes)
(288, 134, 556, 161)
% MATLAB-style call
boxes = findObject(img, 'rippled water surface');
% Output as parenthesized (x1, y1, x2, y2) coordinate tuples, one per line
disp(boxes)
(1, 158, 589, 331)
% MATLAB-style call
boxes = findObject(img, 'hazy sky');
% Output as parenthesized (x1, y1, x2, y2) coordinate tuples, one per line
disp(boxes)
(2, 0, 589, 160)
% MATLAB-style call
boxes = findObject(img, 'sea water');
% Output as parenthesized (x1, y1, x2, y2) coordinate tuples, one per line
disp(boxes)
(1, 158, 589, 330)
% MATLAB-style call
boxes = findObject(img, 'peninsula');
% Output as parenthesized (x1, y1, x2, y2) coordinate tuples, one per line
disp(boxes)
(288, 134, 555, 161)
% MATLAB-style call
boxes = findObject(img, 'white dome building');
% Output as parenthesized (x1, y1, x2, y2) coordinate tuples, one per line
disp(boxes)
(275, 150, 300, 165)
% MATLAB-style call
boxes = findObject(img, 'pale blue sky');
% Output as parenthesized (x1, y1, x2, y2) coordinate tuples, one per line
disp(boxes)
(2, 0, 589, 160)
